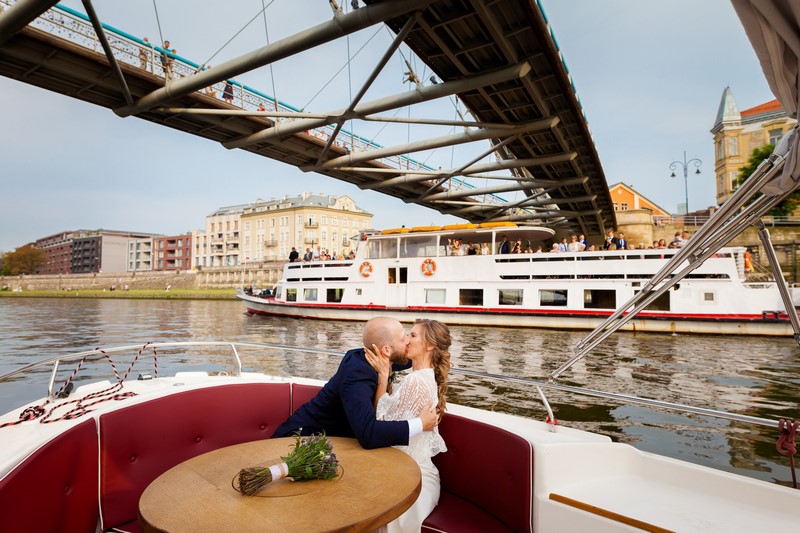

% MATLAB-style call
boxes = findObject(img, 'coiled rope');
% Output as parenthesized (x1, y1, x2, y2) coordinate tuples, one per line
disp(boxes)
(0, 342, 157, 428)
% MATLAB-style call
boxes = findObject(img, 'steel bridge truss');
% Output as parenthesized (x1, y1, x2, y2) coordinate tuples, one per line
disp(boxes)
(0, 0, 615, 237)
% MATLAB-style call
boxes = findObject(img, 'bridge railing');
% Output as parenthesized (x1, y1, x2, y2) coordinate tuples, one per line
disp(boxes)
(2, 0, 511, 207)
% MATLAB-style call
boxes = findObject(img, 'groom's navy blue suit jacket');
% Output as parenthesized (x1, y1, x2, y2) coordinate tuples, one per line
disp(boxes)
(273, 348, 411, 449)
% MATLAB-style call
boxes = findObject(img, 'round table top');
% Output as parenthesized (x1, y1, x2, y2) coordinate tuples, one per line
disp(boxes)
(138, 437, 421, 533)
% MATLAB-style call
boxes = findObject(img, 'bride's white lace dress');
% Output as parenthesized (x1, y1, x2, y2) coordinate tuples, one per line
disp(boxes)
(376, 368, 446, 532)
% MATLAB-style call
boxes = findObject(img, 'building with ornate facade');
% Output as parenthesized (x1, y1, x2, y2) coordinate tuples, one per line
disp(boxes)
(241, 193, 372, 262)
(711, 87, 797, 205)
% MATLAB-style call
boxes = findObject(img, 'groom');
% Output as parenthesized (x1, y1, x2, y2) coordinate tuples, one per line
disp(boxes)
(273, 316, 438, 449)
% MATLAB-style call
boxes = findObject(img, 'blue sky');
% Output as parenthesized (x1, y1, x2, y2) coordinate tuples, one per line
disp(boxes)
(0, 0, 777, 252)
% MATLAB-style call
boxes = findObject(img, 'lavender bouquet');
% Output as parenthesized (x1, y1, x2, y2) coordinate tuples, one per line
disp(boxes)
(236, 433, 339, 496)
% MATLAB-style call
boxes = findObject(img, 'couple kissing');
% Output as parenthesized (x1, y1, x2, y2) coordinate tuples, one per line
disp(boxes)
(274, 316, 451, 532)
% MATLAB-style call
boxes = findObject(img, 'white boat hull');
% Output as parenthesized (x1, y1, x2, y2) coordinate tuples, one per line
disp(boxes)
(239, 293, 794, 336)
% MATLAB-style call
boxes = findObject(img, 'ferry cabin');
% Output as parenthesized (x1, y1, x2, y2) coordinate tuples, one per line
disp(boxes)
(258, 225, 789, 335)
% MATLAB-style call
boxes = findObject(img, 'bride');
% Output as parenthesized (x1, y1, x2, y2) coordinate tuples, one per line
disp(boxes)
(365, 319, 451, 533)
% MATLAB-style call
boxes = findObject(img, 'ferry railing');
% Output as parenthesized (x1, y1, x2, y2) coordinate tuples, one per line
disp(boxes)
(0, 0, 516, 207)
(0, 341, 787, 432)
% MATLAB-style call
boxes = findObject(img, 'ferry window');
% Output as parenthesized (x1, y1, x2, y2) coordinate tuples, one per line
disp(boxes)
(327, 288, 344, 303)
(399, 267, 407, 284)
(703, 292, 715, 302)
(400, 236, 438, 258)
(539, 289, 567, 307)
(388, 268, 397, 284)
(355, 288, 362, 296)
(634, 290, 670, 311)
(459, 289, 483, 306)
(304, 288, 318, 301)
(286, 288, 297, 302)
(425, 289, 446, 304)
(583, 289, 616, 309)
(366, 238, 397, 259)
(275, 286, 282, 299)
(498, 289, 523, 306)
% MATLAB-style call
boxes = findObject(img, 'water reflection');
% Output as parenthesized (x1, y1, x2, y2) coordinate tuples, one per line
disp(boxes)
(0, 298, 798, 485)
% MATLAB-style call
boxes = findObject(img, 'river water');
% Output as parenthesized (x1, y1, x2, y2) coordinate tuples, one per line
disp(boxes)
(1, 298, 799, 486)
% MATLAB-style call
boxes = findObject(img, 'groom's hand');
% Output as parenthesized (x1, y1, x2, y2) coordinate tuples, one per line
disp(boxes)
(419, 401, 438, 431)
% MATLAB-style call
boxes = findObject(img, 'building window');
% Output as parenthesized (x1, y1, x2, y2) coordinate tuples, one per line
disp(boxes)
(620, 203, 628, 211)
(727, 136, 739, 156)
(717, 140, 724, 161)
(331, 216, 338, 225)
(769, 128, 783, 145)
(730, 171, 739, 191)
(321, 215, 327, 224)
(613, 203, 618, 211)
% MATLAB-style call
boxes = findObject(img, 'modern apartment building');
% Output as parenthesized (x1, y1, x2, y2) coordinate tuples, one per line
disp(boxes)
(34, 231, 74, 275)
(193, 203, 248, 269)
(711, 87, 797, 205)
(70, 230, 156, 274)
(240, 193, 372, 262)
(127, 237, 153, 272)
(153, 234, 192, 271)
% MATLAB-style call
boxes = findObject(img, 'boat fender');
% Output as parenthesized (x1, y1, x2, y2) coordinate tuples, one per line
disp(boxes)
(421, 258, 436, 276)
(359, 261, 373, 277)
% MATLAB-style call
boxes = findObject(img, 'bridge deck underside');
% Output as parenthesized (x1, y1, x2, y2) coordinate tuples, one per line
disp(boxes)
(0, 0, 614, 238)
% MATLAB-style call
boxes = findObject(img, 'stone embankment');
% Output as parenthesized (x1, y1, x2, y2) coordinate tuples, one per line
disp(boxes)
(1, 262, 286, 292)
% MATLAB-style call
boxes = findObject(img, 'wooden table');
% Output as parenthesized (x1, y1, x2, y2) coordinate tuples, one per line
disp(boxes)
(138, 437, 421, 532)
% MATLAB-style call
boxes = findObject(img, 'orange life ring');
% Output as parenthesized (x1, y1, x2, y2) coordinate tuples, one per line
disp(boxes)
(359, 261, 373, 277)
(421, 258, 436, 276)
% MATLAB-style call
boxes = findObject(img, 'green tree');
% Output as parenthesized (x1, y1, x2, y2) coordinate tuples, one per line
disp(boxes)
(734, 144, 800, 217)
(3, 245, 47, 275)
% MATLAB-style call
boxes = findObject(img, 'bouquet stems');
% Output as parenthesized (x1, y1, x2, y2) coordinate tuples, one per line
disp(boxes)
(237, 433, 339, 496)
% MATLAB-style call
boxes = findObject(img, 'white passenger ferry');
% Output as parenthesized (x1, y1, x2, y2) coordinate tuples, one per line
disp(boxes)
(238, 223, 797, 336)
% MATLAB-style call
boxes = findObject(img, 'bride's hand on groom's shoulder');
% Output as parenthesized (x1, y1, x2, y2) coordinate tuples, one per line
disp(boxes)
(365, 344, 390, 382)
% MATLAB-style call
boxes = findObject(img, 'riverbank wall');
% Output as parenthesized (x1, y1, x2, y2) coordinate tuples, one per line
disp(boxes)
(0, 262, 286, 292)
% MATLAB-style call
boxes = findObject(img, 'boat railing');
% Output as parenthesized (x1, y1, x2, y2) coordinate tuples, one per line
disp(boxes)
(0, 341, 784, 431)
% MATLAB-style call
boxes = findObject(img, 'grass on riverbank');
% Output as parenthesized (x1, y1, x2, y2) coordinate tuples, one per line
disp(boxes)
(0, 289, 239, 300)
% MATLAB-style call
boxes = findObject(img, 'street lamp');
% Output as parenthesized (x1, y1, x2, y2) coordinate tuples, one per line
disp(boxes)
(669, 151, 702, 215)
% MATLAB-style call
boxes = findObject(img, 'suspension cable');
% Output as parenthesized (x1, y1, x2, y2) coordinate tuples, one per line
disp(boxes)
(198, 0, 276, 72)
(261, 0, 279, 110)
(299, 24, 382, 111)
(151, 0, 166, 50)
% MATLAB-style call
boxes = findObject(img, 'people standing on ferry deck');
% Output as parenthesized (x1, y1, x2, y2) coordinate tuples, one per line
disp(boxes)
(160, 40, 174, 81)
(657, 239, 667, 249)
(273, 317, 439, 449)
(677, 231, 690, 247)
(558, 237, 569, 252)
(303, 248, 313, 261)
(535, 245, 543, 253)
(603, 229, 618, 250)
(498, 235, 511, 254)
(467, 243, 477, 256)
(567, 234, 584, 252)
(312, 246, 321, 261)
(512, 241, 522, 254)
(288, 247, 299, 262)
(348, 250, 356, 259)
(524, 244, 534, 253)
(616, 232, 627, 250)
(579, 234, 588, 250)
(481, 242, 490, 255)
(551, 243, 560, 252)
(365, 319, 450, 533)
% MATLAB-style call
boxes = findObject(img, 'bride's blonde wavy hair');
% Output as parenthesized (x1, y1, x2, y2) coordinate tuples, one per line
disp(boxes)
(415, 319, 451, 420)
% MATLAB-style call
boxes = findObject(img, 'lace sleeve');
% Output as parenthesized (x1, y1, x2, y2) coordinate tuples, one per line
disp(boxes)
(376, 371, 446, 463)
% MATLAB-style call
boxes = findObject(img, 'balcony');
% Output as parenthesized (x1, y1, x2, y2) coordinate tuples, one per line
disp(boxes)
(304, 221, 319, 228)
(264, 240, 278, 247)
